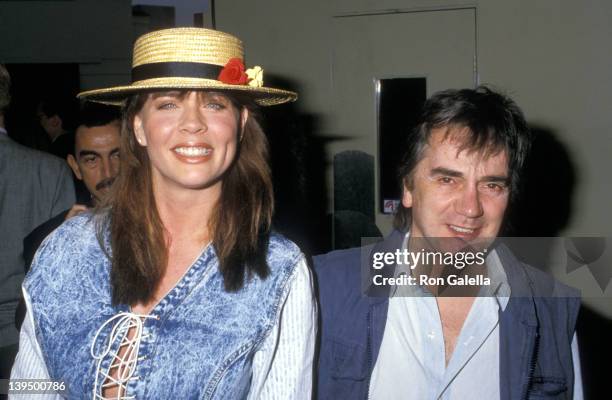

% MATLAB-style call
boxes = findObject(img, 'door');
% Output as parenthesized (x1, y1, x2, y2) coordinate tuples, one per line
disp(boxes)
(331, 8, 477, 235)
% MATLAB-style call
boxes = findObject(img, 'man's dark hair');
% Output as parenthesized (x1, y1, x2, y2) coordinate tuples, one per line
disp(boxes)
(394, 85, 532, 231)
(72, 102, 121, 155)
(37, 96, 72, 119)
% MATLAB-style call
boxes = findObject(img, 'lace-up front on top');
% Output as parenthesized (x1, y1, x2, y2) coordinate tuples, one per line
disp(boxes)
(91, 312, 159, 399)
(23, 214, 303, 399)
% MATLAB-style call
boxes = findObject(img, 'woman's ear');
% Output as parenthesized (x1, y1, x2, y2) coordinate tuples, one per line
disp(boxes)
(239, 108, 249, 141)
(133, 114, 147, 146)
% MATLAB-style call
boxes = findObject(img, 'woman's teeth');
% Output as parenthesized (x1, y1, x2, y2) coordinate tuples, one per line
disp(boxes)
(174, 147, 212, 156)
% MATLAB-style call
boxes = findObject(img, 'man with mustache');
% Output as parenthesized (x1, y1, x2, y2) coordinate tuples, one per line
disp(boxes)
(22, 104, 120, 269)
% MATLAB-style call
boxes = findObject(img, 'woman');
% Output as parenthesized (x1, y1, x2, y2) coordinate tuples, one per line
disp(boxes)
(12, 28, 316, 399)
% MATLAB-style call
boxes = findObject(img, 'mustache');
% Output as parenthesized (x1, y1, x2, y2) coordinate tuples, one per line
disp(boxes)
(95, 177, 116, 191)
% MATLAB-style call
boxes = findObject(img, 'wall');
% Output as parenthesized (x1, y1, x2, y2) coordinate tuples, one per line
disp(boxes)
(216, 0, 612, 317)
(0, 0, 134, 90)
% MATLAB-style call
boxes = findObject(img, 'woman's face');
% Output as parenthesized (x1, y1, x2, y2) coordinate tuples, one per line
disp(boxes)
(133, 91, 247, 197)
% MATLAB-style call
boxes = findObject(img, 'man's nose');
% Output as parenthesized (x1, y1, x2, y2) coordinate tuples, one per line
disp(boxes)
(101, 159, 113, 179)
(455, 185, 484, 218)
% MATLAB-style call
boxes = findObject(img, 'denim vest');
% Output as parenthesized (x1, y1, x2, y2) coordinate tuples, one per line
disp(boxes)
(314, 230, 580, 400)
(25, 214, 302, 399)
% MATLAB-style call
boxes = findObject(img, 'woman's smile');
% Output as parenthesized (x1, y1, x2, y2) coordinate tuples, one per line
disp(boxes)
(172, 142, 214, 163)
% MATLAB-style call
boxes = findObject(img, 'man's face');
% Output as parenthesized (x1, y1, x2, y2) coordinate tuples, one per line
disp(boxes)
(37, 111, 61, 138)
(67, 122, 121, 203)
(402, 126, 510, 246)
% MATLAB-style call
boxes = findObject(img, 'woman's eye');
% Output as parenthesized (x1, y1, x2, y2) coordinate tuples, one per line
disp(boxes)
(158, 102, 177, 110)
(205, 102, 225, 110)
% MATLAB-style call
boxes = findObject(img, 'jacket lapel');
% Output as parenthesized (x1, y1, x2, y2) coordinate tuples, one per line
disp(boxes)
(497, 244, 539, 400)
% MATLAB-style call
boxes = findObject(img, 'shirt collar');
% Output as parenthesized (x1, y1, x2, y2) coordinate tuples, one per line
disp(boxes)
(393, 231, 511, 309)
(51, 131, 66, 143)
(0, 127, 7, 136)
(482, 249, 511, 311)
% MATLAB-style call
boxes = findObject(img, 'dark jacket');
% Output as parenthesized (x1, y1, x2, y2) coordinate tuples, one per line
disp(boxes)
(314, 230, 580, 400)
(16, 209, 69, 330)
(23, 209, 70, 270)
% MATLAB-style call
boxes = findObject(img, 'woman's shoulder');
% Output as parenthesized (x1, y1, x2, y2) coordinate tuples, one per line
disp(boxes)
(25, 211, 110, 289)
(267, 231, 304, 263)
(46, 211, 107, 251)
(268, 231, 300, 250)
(54, 210, 98, 233)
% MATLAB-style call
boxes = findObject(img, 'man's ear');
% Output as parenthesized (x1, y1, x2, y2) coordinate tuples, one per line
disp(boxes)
(133, 115, 147, 146)
(401, 180, 413, 208)
(67, 154, 83, 180)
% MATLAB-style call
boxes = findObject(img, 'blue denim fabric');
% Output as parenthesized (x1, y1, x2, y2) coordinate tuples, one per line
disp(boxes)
(24, 213, 302, 399)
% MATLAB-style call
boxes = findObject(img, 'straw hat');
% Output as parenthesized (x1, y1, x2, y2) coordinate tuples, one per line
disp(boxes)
(77, 27, 297, 106)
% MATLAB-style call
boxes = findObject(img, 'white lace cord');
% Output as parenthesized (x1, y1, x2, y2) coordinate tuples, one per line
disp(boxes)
(90, 312, 157, 399)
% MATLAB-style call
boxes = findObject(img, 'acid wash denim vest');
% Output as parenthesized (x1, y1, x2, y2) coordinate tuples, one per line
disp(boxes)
(24, 213, 302, 399)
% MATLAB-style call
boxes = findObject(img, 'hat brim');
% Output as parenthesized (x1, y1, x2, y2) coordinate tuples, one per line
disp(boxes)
(77, 77, 297, 106)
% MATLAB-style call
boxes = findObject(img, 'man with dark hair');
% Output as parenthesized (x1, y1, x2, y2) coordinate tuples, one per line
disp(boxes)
(22, 103, 121, 269)
(37, 97, 76, 159)
(315, 86, 582, 399)
(0, 64, 75, 379)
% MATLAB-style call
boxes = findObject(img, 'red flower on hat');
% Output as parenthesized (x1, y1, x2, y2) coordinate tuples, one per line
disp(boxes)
(218, 58, 248, 85)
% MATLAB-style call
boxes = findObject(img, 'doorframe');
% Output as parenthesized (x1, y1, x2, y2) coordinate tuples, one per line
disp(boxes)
(330, 6, 479, 236)
(332, 6, 479, 86)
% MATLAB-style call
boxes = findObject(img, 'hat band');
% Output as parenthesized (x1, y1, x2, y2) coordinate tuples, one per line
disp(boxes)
(131, 62, 223, 83)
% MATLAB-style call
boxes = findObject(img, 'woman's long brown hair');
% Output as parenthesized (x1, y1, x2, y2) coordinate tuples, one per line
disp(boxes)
(96, 91, 273, 306)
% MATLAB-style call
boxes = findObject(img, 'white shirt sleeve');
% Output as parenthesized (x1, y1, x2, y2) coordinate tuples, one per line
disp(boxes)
(10, 289, 62, 400)
(247, 256, 317, 400)
(572, 333, 583, 400)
